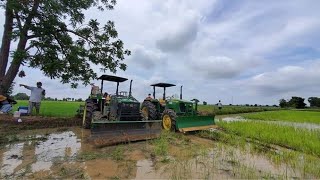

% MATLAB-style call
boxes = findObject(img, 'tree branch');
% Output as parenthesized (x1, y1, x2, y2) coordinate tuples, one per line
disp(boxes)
(64, 29, 95, 45)
(13, 10, 23, 31)
(27, 34, 38, 39)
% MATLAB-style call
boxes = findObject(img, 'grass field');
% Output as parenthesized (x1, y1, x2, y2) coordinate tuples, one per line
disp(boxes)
(215, 120, 320, 157)
(11, 101, 279, 117)
(242, 110, 320, 124)
(198, 105, 279, 115)
(13, 100, 84, 117)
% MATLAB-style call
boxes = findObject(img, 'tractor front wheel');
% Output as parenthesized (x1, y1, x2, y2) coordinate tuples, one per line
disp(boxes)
(161, 109, 177, 131)
(83, 99, 98, 129)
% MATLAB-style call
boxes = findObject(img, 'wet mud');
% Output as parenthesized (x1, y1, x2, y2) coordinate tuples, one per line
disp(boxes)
(1, 126, 318, 179)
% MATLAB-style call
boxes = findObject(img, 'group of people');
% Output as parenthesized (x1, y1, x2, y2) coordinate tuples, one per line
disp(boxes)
(0, 82, 45, 115)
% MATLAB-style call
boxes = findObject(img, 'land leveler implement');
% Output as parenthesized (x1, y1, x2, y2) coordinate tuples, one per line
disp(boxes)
(141, 83, 216, 132)
(82, 75, 161, 146)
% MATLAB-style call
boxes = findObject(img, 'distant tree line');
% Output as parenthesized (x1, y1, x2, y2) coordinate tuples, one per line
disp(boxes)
(13, 93, 83, 102)
(279, 96, 307, 109)
(308, 97, 320, 107)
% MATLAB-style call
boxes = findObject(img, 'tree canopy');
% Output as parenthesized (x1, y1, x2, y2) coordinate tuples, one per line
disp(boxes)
(279, 96, 306, 109)
(0, 0, 130, 94)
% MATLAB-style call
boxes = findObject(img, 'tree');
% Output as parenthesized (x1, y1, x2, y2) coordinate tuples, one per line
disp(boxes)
(14, 92, 29, 100)
(288, 96, 306, 109)
(203, 101, 207, 105)
(0, 0, 130, 94)
(76, 98, 83, 102)
(279, 99, 287, 108)
(308, 97, 320, 107)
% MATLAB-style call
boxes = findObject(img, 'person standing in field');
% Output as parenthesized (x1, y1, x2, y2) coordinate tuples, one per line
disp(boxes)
(218, 100, 222, 110)
(20, 82, 46, 115)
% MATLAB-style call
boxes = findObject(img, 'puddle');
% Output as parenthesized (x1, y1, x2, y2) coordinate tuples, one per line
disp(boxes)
(218, 116, 246, 122)
(0, 127, 318, 179)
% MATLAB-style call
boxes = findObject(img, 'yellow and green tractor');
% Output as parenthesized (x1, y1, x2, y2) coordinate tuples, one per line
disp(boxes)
(141, 83, 216, 132)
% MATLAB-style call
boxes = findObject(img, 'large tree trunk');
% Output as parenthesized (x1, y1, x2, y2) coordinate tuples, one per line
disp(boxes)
(0, 0, 40, 95)
(1, 36, 28, 94)
(0, 1, 14, 94)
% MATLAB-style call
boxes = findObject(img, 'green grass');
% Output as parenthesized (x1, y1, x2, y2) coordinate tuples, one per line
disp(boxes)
(13, 100, 84, 117)
(216, 121, 320, 157)
(198, 105, 279, 115)
(242, 110, 320, 124)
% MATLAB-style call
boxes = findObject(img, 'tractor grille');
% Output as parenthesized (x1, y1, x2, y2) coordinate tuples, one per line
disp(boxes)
(119, 103, 141, 121)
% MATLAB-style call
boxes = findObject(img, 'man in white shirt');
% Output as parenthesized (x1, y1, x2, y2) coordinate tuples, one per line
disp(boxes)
(20, 82, 46, 115)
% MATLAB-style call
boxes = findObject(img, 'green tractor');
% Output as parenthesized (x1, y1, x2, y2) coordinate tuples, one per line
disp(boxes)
(141, 83, 216, 132)
(83, 75, 161, 146)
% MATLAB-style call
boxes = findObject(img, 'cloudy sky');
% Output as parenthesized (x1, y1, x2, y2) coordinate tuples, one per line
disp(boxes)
(2, 0, 320, 105)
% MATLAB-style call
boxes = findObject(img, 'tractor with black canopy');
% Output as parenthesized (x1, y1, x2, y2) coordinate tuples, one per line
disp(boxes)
(83, 75, 161, 146)
(141, 83, 216, 132)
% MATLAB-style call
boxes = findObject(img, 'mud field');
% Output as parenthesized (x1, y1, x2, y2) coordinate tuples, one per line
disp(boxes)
(0, 122, 318, 179)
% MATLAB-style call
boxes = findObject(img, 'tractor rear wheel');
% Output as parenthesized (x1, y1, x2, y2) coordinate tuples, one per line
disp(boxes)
(141, 101, 158, 120)
(161, 109, 177, 131)
(83, 99, 98, 129)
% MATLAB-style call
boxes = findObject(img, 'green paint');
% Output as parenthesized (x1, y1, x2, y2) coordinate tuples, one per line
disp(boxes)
(176, 116, 215, 129)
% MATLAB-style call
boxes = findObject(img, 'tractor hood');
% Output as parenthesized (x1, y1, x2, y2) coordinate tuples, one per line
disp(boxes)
(168, 98, 193, 104)
(117, 96, 139, 103)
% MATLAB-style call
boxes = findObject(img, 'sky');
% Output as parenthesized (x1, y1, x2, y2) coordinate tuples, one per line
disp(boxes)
(1, 0, 320, 105)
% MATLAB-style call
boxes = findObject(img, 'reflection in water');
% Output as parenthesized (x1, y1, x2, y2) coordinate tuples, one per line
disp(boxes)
(0, 143, 24, 177)
(31, 131, 80, 172)
(0, 130, 81, 178)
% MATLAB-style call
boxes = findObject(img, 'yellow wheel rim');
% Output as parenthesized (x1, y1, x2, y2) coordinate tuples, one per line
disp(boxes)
(162, 114, 172, 130)
(142, 107, 149, 120)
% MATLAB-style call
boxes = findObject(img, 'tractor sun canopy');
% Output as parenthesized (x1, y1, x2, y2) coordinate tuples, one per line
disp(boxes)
(98, 75, 128, 82)
(98, 75, 128, 95)
(150, 83, 176, 87)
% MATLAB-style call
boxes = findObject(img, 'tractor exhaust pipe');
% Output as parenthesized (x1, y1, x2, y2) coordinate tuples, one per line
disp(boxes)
(129, 80, 133, 97)
(180, 86, 183, 100)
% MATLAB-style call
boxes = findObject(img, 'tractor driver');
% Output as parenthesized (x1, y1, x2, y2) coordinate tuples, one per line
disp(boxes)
(104, 92, 111, 105)
(145, 93, 152, 101)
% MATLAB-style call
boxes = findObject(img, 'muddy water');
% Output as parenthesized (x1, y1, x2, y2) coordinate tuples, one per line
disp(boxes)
(0, 127, 317, 179)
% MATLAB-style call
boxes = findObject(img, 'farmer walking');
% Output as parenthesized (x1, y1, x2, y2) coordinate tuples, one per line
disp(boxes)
(20, 82, 46, 115)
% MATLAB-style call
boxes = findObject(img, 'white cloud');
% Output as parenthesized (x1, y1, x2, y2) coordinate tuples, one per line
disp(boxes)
(190, 56, 260, 79)
(127, 45, 167, 69)
(243, 61, 320, 97)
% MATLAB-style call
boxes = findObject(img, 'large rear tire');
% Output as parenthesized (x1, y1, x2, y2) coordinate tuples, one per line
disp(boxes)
(83, 99, 98, 129)
(161, 109, 177, 131)
(141, 101, 157, 120)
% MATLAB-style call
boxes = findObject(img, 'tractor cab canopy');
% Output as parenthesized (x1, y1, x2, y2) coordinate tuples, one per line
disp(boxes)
(150, 83, 176, 100)
(98, 75, 128, 82)
(98, 75, 129, 96)
(150, 83, 176, 88)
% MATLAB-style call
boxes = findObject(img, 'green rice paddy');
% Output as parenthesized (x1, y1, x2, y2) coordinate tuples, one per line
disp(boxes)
(242, 110, 320, 124)
(13, 100, 84, 117)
